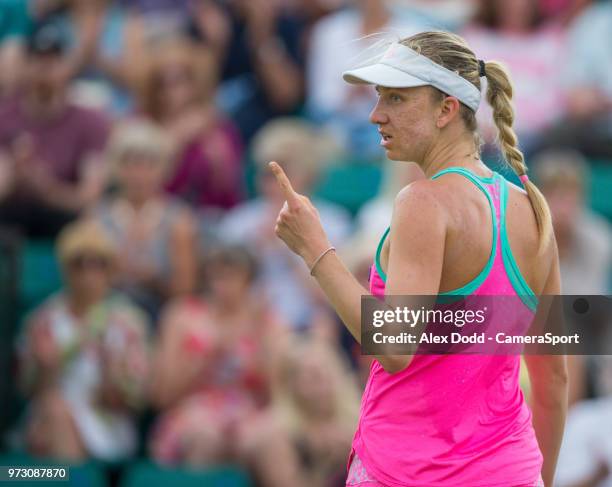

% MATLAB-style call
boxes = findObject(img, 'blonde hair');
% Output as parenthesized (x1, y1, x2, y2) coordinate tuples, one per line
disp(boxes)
(57, 219, 117, 267)
(251, 117, 340, 178)
(400, 31, 553, 253)
(106, 118, 176, 180)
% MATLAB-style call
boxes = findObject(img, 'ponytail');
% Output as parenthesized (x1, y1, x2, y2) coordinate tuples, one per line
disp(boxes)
(399, 31, 553, 254)
(483, 60, 553, 254)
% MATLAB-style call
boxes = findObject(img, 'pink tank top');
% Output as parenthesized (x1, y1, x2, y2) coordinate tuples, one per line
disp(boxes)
(351, 168, 543, 486)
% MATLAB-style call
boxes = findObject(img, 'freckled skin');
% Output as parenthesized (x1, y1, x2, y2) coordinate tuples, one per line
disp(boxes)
(370, 86, 441, 163)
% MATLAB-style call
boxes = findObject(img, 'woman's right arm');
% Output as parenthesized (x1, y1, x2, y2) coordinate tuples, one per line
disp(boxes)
(524, 245, 569, 487)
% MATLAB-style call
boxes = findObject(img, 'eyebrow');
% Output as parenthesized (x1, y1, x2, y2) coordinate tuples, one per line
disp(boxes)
(376, 86, 400, 94)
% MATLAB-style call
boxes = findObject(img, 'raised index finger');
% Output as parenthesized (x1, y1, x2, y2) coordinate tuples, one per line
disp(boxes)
(268, 161, 300, 207)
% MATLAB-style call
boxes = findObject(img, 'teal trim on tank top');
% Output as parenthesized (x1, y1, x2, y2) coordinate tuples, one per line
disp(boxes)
(374, 226, 390, 284)
(432, 166, 497, 185)
(374, 167, 498, 297)
(499, 178, 539, 312)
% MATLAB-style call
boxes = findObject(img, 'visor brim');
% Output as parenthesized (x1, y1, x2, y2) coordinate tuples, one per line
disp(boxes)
(342, 63, 428, 89)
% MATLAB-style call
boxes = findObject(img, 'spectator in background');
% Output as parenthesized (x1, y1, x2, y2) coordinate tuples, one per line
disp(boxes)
(16, 219, 150, 462)
(535, 0, 612, 159)
(307, 0, 428, 160)
(150, 246, 303, 486)
(534, 151, 611, 295)
(461, 0, 567, 154)
(40, 0, 137, 114)
(21, 2, 116, 95)
(555, 395, 612, 487)
(353, 160, 423, 241)
(272, 338, 360, 487)
(136, 38, 243, 212)
(0, 23, 110, 238)
(89, 0, 200, 115)
(193, 0, 306, 141)
(92, 119, 197, 319)
(35, 0, 212, 115)
(220, 118, 351, 330)
(534, 150, 612, 411)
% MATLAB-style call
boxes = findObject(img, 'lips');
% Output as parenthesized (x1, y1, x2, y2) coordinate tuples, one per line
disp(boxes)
(379, 130, 393, 147)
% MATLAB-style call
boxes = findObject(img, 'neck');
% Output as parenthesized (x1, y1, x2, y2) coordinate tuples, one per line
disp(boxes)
(420, 134, 484, 178)
(123, 193, 156, 211)
(67, 293, 101, 318)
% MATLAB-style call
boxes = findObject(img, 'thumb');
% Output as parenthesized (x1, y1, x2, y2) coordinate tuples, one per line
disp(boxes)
(268, 161, 300, 208)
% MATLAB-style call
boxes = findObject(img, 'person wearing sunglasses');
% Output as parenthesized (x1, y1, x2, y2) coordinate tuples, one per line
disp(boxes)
(16, 219, 150, 462)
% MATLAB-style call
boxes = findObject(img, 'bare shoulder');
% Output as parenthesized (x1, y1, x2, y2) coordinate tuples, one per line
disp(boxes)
(394, 178, 450, 218)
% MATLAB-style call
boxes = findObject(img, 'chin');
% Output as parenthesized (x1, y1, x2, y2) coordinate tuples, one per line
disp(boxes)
(385, 149, 404, 161)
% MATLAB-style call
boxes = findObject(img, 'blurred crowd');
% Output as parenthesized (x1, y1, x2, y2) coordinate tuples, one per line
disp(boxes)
(0, 0, 611, 486)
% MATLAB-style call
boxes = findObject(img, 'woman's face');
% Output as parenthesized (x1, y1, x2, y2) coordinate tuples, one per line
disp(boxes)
(117, 151, 166, 202)
(25, 53, 69, 101)
(207, 264, 252, 304)
(369, 85, 439, 163)
(156, 63, 197, 116)
(65, 253, 112, 301)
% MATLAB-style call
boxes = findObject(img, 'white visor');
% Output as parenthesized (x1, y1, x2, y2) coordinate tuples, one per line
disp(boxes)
(343, 42, 481, 112)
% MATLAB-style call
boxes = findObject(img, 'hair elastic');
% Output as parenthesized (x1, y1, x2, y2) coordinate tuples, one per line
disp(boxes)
(519, 174, 530, 186)
(478, 59, 486, 78)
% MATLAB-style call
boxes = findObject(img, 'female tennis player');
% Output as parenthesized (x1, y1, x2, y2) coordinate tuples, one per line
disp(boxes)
(269, 31, 567, 487)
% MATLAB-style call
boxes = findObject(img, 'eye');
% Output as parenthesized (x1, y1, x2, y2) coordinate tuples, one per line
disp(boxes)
(389, 93, 402, 103)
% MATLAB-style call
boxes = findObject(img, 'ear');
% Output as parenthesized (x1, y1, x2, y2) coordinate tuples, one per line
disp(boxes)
(436, 96, 461, 129)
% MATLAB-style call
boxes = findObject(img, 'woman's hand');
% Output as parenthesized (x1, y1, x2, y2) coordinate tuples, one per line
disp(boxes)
(268, 161, 332, 270)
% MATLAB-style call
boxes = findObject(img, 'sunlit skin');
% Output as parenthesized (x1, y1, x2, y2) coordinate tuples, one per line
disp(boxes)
(370, 85, 490, 177)
(268, 57, 565, 487)
(266, 82, 552, 370)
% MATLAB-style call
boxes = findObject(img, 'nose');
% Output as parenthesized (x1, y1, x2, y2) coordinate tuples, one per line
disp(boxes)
(369, 98, 389, 125)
